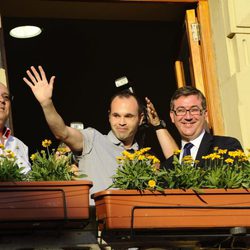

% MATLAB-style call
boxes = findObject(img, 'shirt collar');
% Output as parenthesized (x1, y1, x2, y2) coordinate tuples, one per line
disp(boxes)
(107, 130, 139, 151)
(181, 129, 205, 149)
(2, 126, 11, 140)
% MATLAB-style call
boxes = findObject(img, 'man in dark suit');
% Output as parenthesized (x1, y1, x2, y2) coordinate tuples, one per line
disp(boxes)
(160, 86, 243, 168)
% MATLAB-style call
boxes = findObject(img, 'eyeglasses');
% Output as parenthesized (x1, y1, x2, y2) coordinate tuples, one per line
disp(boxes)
(0, 94, 14, 102)
(172, 106, 204, 116)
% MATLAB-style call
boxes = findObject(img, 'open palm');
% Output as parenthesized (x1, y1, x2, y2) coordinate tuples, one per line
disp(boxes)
(23, 65, 55, 106)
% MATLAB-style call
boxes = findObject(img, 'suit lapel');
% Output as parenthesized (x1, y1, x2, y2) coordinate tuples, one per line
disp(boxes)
(196, 132, 214, 165)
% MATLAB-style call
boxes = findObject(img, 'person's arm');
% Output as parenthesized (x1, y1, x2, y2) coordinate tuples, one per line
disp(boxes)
(23, 65, 83, 153)
(145, 97, 178, 159)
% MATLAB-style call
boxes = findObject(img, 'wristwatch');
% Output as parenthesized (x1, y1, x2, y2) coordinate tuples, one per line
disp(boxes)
(153, 120, 166, 131)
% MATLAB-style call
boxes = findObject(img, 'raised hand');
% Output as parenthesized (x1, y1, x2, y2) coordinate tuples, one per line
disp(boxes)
(145, 97, 161, 126)
(23, 65, 55, 107)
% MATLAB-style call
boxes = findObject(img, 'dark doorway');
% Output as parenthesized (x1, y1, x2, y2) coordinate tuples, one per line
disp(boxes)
(2, 17, 183, 161)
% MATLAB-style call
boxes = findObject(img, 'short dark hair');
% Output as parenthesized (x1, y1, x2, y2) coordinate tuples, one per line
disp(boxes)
(170, 86, 207, 110)
(109, 89, 144, 115)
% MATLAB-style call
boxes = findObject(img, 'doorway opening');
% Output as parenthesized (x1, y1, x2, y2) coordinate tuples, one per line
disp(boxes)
(2, 2, 197, 161)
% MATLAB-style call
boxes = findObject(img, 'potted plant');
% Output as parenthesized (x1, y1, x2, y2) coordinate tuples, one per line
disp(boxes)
(0, 140, 92, 225)
(0, 144, 28, 182)
(92, 147, 250, 230)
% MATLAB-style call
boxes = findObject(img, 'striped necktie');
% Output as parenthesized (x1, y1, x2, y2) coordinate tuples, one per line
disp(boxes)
(182, 142, 194, 157)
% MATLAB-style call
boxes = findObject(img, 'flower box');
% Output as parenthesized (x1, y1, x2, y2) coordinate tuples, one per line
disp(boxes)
(93, 189, 250, 230)
(0, 180, 92, 222)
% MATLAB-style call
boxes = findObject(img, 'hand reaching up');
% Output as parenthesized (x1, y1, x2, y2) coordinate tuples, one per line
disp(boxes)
(145, 97, 161, 126)
(23, 65, 55, 107)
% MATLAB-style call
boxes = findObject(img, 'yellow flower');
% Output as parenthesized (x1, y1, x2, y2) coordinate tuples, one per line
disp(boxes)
(42, 139, 52, 148)
(138, 155, 146, 161)
(0, 144, 4, 149)
(68, 164, 79, 176)
(138, 147, 151, 155)
(152, 166, 157, 172)
(57, 147, 70, 154)
(123, 150, 135, 160)
(202, 153, 221, 160)
(225, 158, 234, 164)
(30, 153, 37, 161)
(116, 156, 126, 163)
(174, 149, 181, 155)
(5, 150, 15, 159)
(112, 147, 163, 191)
(29, 139, 85, 181)
(218, 149, 227, 155)
(182, 155, 194, 164)
(228, 150, 244, 158)
(152, 156, 160, 164)
(148, 180, 156, 188)
(194, 160, 200, 165)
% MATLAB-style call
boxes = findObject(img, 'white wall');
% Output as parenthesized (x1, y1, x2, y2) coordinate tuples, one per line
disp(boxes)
(208, 0, 250, 148)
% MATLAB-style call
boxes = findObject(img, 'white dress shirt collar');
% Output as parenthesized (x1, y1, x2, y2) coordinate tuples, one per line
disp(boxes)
(180, 129, 206, 161)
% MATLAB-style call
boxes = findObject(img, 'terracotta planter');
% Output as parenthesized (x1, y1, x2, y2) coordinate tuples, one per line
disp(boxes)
(0, 180, 92, 221)
(93, 189, 250, 230)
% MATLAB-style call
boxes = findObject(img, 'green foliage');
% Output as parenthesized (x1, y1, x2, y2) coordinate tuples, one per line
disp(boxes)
(163, 155, 206, 191)
(203, 163, 250, 189)
(0, 147, 27, 181)
(111, 147, 250, 192)
(28, 139, 86, 181)
(0, 158, 26, 181)
(110, 147, 168, 191)
(163, 148, 250, 190)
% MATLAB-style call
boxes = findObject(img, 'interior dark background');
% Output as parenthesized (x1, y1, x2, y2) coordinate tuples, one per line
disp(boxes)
(2, 17, 183, 161)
